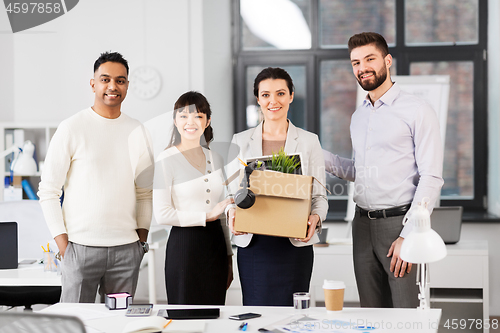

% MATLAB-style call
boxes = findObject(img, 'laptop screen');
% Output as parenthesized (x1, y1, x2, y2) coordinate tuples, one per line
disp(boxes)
(0, 222, 18, 269)
(430, 207, 463, 244)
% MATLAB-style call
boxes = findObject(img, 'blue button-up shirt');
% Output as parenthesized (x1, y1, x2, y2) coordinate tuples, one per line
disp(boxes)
(325, 83, 444, 237)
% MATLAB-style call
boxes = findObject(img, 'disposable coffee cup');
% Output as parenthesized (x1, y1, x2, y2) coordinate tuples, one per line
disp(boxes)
(323, 280, 345, 311)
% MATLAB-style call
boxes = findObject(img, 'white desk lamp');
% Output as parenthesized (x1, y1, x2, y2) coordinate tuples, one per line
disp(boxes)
(1, 140, 38, 177)
(11, 140, 38, 176)
(400, 199, 447, 310)
(0, 145, 20, 159)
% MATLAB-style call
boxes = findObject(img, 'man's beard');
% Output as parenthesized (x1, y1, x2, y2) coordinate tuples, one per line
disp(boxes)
(357, 66, 387, 91)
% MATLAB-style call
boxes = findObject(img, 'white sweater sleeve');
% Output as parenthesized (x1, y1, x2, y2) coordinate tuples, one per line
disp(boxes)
(130, 126, 154, 230)
(38, 122, 72, 238)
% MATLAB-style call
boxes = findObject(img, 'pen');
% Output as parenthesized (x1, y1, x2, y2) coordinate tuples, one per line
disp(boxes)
(239, 322, 248, 331)
(258, 329, 272, 332)
(238, 158, 248, 166)
(164, 319, 173, 328)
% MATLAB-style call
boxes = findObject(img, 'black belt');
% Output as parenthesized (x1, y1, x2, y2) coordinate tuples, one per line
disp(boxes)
(357, 204, 411, 220)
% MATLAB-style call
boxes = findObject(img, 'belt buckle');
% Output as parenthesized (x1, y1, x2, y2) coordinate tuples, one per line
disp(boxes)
(367, 210, 377, 220)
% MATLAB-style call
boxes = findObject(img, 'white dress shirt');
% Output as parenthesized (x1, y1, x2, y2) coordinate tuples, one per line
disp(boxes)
(325, 83, 444, 237)
(153, 146, 232, 254)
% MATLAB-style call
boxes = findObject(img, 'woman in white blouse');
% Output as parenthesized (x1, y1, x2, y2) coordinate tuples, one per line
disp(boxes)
(153, 91, 234, 305)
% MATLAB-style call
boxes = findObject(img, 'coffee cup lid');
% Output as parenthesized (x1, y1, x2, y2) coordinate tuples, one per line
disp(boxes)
(323, 280, 345, 289)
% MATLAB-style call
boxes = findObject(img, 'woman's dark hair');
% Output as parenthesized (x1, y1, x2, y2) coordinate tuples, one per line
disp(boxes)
(93, 51, 129, 75)
(253, 67, 294, 97)
(168, 91, 213, 148)
(348, 32, 389, 57)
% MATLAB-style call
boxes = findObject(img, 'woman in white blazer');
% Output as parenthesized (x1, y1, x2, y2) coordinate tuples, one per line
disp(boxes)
(227, 67, 328, 306)
(153, 92, 234, 305)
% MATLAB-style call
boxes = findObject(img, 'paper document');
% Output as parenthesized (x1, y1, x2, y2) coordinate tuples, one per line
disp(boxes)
(42, 306, 117, 321)
(85, 326, 105, 333)
(272, 318, 378, 333)
(166, 320, 206, 332)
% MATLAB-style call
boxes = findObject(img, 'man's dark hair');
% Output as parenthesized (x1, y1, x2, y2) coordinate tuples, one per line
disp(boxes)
(348, 32, 389, 57)
(93, 51, 129, 75)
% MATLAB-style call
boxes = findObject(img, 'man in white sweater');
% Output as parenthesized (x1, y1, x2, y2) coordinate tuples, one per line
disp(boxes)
(38, 52, 153, 303)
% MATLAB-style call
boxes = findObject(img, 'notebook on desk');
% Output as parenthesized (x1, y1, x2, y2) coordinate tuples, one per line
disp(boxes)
(430, 207, 463, 244)
(0, 222, 18, 269)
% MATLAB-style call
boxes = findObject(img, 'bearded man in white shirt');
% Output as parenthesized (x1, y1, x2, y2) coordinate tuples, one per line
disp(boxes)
(324, 32, 444, 308)
(38, 52, 153, 303)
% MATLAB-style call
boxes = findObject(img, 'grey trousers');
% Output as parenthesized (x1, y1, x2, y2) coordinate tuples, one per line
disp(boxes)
(61, 241, 144, 303)
(352, 213, 419, 308)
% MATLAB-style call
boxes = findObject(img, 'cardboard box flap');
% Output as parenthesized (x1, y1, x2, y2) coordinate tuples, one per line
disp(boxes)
(247, 169, 312, 200)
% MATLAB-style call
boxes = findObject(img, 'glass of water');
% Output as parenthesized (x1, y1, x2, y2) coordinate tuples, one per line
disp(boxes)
(293, 292, 311, 313)
(291, 292, 316, 325)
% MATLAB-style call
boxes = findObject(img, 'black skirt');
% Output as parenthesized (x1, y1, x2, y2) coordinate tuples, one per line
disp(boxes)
(237, 234, 314, 306)
(165, 220, 228, 305)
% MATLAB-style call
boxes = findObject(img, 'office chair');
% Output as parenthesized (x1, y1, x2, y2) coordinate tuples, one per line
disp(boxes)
(0, 311, 86, 333)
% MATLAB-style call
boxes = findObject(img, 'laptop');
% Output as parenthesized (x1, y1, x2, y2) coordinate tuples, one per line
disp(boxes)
(0, 222, 18, 269)
(430, 207, 463, 244)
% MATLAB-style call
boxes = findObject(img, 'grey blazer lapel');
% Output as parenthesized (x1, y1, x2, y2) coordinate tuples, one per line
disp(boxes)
(249, 122, 263, 157)
(284, 121, 299, 155)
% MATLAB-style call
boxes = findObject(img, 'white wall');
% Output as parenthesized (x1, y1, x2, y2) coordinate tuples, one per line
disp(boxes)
(0, 0, 232, 138)
(485, 0, 500, 315)
(0, 16, 14, 122)
(488, 0, 500, 216)
(202, 0, 234, 142)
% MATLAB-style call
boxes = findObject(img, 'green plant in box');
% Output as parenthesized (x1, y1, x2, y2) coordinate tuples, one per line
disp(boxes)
(268, 148, 301, 174)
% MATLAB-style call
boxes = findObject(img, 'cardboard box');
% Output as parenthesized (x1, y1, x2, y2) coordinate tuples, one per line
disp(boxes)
(234, 169, 313, 238)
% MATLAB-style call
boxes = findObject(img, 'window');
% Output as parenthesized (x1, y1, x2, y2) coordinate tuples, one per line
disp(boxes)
(233, 0, 487, 213)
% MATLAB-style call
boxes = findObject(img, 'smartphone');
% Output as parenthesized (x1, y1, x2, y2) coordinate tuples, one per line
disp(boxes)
(229, 312, 262, 321)
(157, 308, 220, 320)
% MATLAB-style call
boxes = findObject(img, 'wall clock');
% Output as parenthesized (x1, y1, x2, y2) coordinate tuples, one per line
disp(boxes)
(130, 66, 162, 100)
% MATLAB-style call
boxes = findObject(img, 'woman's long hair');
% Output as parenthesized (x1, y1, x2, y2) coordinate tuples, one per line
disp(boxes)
(167, 91, 214, 149)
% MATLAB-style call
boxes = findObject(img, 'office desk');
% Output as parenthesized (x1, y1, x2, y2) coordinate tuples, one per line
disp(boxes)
(42, 303, 442, 333)
(0, 261, 61, 309)
(0, 262, 61, 286)
(311, 240, 489, 332)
